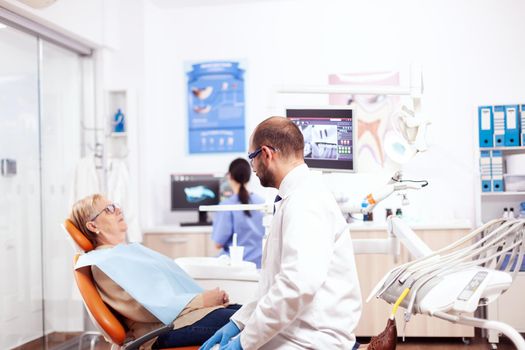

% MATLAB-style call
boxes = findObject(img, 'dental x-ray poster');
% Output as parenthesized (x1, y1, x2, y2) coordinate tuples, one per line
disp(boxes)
(187, 61, 246, 154)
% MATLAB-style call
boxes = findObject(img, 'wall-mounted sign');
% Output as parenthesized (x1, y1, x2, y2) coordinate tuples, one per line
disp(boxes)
(187, 61, 246, 154)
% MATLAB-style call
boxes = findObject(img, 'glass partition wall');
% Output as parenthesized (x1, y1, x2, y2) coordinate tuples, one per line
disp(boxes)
(0, 22, 42, 350)
(0, 20, 95, 349)
(40, 39, 87, 348)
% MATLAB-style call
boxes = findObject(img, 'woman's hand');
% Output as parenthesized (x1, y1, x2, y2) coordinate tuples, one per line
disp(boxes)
(202, 287, 229, 307)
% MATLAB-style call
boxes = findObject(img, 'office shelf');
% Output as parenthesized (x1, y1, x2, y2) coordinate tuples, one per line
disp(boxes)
(107, 90, 128, 159)
(478, 145, 525, 222)
(481, 192, 525, 197)
(480, 146, 525, 152)
(109, 132, 128, 138)
(481, 146, 525, 150)
(477, 105, 525, 347)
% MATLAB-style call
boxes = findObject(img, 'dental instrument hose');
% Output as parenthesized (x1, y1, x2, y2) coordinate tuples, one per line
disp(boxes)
(390, 287, 410, 320)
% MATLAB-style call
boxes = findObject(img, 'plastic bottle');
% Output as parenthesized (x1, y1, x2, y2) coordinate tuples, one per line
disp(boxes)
(362, 202, 369, 221)
(395, 208, 403, 218)
(502, 207, 508, 219)
(113, 108, 125, 133)
(509, 207, 515, 219)
(385, 208, 393, 219)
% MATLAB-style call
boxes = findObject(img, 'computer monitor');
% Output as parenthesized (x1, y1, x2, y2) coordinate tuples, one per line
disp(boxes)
(171, 174, 221, 226)
(286, 107, 355, 172)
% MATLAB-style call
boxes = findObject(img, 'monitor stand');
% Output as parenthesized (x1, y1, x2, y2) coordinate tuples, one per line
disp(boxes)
(180, 211, 212, 227)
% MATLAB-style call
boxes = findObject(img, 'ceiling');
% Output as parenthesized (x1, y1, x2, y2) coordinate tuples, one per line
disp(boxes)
(149, 0, 283, 8)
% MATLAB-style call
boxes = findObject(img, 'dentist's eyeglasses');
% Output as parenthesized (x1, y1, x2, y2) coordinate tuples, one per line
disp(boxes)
(90, 203, 120, 221)
(248, 145, 278, 164)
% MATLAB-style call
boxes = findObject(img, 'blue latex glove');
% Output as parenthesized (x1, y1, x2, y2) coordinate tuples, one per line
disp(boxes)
(220, 336, 242, 350)
(199, 321, 240, 350)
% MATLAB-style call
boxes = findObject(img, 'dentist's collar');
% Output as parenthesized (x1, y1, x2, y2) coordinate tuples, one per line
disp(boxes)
(277, 164, 309, 201)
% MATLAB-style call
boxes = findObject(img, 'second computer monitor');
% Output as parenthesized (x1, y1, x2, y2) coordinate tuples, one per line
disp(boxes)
(171, 174, 221, 226)
(286, 107, 355, 172)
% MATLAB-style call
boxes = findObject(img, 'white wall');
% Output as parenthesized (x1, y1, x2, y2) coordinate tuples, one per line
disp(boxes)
(139, 0, 525, 227)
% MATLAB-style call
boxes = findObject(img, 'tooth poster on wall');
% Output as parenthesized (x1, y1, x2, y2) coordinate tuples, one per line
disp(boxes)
(328, 71, 400, 172)
(186, 61, 246, 154)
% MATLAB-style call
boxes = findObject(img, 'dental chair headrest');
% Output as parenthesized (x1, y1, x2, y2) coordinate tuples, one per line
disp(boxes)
(64, 219, 94, 252)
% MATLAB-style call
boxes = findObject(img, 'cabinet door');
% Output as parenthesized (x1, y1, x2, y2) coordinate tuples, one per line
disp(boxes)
(353, 230, 398, 336)
(143, 233, 206, 258)
(205, 236, 222, 257)
(487, 272, 525, 338)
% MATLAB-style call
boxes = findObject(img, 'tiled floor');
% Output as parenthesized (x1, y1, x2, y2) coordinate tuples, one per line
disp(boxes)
(13, 332, 519, 350)
(39, 336, 521, 350)
(379, 337, 514, 349)
(93, 338, 515, 349)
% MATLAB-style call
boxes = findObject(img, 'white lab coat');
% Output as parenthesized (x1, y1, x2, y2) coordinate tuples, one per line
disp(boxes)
(231, 164, 362, 349)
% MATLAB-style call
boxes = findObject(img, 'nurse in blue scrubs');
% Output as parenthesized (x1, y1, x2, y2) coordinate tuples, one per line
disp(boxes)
(212, 158, 265, 268)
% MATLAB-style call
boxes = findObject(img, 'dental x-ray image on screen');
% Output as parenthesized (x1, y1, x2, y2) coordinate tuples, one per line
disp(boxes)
(171, 175, 220, 209)
(287, 108, 355, 172)
(300, 124, 338, 159)
(171, 174, 221, 226)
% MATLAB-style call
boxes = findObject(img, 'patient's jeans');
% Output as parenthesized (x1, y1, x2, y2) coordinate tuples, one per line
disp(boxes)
(155, 304, 361, 348)
(153, 304, 242, 348)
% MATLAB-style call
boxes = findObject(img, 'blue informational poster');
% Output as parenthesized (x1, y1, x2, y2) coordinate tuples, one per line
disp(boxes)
(187, 61, 246, 154)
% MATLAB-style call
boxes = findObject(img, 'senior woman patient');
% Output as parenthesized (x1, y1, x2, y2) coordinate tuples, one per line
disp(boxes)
(71, 194, 240, 349)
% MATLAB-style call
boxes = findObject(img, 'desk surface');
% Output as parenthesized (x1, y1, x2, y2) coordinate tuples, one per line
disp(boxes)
(347, 219, 472, 231)
(143, 225, 214, 234)
(143, 219, 472, 235)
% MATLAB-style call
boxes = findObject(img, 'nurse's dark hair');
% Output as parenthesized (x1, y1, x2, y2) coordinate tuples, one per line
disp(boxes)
(229, 158, 252, 217)
(252, 116, 304, 159)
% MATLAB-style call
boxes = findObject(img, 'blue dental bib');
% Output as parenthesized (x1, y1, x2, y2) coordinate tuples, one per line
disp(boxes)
(76, 243, 203, 325)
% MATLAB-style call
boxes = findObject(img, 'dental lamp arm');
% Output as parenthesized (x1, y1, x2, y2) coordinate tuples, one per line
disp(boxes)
(339, 174, 428, 215)
(387, 216, 432, 259)
(396, 105, 431, 153)
(351, 206, 433, 259)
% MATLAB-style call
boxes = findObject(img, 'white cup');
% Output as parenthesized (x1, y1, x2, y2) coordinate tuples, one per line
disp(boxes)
(229, 245, 245, 266)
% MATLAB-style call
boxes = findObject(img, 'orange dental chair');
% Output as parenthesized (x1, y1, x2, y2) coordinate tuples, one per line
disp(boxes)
(63, 219, 199, 350)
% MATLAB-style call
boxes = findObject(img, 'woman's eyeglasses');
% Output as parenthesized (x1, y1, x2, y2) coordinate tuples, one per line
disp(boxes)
(90, 203, 120, 221)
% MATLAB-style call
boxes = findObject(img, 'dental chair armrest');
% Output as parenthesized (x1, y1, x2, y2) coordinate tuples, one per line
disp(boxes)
(122, 324, 173, 350)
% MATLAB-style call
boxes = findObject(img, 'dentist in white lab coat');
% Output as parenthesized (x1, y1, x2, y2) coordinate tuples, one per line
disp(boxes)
(200, 117, 362, 350)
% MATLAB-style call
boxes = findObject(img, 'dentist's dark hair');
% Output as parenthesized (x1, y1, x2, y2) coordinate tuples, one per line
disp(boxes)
(252, 116, 304, 159)
(228, 158, 252, 217)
